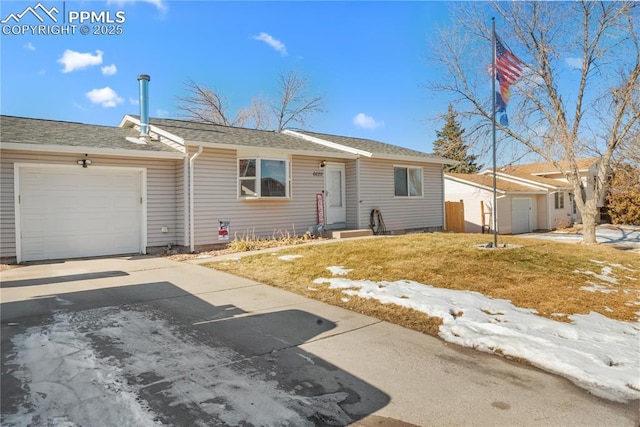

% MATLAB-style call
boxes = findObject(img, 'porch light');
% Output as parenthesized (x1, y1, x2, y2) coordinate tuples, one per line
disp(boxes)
(320, 160, 327, 168)
(77, 158, 92, 168)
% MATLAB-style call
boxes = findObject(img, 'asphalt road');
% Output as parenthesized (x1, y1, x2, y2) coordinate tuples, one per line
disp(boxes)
(1, 256, 638, 426)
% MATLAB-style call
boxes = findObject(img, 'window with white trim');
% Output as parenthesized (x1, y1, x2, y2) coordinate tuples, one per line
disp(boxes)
(238, 158, 289, 198)
(554, 192, 564, 209)
(394, 166, 423, 197)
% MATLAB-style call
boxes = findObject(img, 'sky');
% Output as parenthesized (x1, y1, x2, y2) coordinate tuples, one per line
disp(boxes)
(1, 0, 472, 155)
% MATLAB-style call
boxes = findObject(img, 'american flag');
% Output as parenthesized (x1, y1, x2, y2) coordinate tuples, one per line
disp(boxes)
(491, 35, 523, 126)
(494, 36, 523, 104)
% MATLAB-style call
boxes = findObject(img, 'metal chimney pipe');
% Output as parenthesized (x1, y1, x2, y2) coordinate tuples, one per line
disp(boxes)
(137, 74, 150, 136)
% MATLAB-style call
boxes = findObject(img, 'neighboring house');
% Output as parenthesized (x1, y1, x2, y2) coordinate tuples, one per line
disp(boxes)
(0, 112, 451, 263)
(444, 158, 600, 234)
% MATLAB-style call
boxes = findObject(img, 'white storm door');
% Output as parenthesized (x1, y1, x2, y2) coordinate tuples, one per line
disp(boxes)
(324, 163, 346, 225)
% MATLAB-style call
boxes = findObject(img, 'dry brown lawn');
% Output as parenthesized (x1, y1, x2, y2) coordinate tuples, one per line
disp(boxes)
(204, 233, 640, 336)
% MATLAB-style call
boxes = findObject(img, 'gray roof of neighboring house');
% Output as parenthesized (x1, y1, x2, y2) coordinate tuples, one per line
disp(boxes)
(294, 129, 443, 160)
(146, 117, 345, 154)
(0, 115, 181, 154)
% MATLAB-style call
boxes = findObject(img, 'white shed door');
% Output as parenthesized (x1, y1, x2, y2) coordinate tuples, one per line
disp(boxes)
(511, 198, 531, 234)
(18, 166, 143, 262)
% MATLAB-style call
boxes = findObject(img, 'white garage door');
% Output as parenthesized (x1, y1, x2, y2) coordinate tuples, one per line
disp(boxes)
(511, 198, 532, 234)
(18, 165, 144, 262)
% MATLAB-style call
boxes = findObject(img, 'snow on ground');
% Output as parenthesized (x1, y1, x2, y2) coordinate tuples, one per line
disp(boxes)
(326, 266, 353, 276)
(310, 265, 640, 403)
(4, 307, 349, 427)
(573, 261, 640, 312)
(278, 254, 304, 261)
(522, 225, 640, 248)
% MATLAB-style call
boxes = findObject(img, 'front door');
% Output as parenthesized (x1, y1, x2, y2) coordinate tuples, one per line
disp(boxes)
(324, 163, 346, 226)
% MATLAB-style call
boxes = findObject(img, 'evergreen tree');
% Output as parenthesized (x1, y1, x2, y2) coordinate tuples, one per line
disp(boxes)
(433, 104, 481, 173)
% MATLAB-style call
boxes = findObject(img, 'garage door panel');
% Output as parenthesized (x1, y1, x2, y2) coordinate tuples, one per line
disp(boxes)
(18, 166, 143, 262)
(511, 198, 531, 235)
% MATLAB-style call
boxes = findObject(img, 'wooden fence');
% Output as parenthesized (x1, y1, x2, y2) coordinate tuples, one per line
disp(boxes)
(445, 200, 465, 233)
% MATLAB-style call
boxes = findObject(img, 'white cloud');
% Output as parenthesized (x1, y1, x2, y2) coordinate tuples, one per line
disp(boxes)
(129, 97, 139, 105)
(353, 113, 383, 130)
(107, 0, 167, 13)
(85, 87, 123, 108)
(58, 49, 103, 73)
(24, 42, 35, 51)
(155, 109, 169, 118)
(253, 32, 287, 56)
(101, 64, 117, 76)
(38, 69, 46, 75)
(565, 57, 583, 70)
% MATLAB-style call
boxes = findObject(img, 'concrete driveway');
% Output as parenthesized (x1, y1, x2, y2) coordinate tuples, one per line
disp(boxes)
(1, 256, 637, 426)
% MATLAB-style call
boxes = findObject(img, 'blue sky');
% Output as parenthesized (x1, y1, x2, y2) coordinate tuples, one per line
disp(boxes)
(2, 0, 477, 154)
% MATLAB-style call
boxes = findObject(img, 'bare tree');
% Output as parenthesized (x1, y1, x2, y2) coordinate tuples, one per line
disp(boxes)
(429, 1, 639, 243)
(176, 79, 237, 126)
(236, 94, 271, 130)
(272, 70, 325, 132)
(176, 71, 324, 132)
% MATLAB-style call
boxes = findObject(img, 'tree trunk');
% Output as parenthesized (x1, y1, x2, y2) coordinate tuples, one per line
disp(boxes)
(580, 205, 598, 244)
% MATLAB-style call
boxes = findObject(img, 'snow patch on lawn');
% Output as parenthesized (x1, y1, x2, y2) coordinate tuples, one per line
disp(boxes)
(278, 255, 303, 261)
(312, 276, 640, 403)
(575, 260, 639, 294)
(326, 266, 353, 276)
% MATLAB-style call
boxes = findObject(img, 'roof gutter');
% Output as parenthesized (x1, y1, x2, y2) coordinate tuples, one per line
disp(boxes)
(0, 142, 185, 159)
(189, 146, 203, 253)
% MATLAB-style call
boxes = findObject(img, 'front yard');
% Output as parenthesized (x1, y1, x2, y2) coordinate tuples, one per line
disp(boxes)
(204, 233, 640, 402)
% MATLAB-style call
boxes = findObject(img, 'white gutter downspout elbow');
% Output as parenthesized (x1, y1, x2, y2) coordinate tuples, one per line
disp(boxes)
(189, 146, 203, 253)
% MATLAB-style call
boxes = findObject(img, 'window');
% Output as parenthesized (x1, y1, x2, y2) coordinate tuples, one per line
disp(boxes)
(554, 192, 564, 209)
(239, 158, 289, 198)
(394, 167, 422, 197)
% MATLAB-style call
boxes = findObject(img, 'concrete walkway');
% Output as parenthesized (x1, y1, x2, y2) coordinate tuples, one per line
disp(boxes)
(1, 256, 637, 426)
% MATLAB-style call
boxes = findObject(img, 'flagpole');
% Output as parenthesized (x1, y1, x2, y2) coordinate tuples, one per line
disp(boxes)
(491, 17, 498, 248)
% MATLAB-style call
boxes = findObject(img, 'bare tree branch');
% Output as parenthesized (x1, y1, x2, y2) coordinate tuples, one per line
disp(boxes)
(428, 0, 640, 243)
(272, 70, 325, 132)
(176, 71, 324, 132)
(176, 79, 233, 126)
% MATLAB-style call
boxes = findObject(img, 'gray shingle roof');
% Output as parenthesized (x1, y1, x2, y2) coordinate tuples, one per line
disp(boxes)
(293, 130, 443, 160)
(147, 117, 345, 154)
(0, 115, 181, 154)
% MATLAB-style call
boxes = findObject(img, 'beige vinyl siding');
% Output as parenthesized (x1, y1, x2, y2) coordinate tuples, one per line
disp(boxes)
(176, 159, 187, 246)
(550, 191, 572, 229)
(0, 153, 15, 258)
(190, 148, 325, 245)
(358, 158, 444, 232)
(496, 197, 512, 234)
(536, 194, 549, 230)
(345, 159, 358, 228)
(0, 150, 180, 258)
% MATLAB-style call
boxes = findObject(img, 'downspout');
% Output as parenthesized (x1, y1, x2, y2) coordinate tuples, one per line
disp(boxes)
(355, 156, 361, 228)
(441, 169, 446, 231)
(189, 146, 203, 253)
